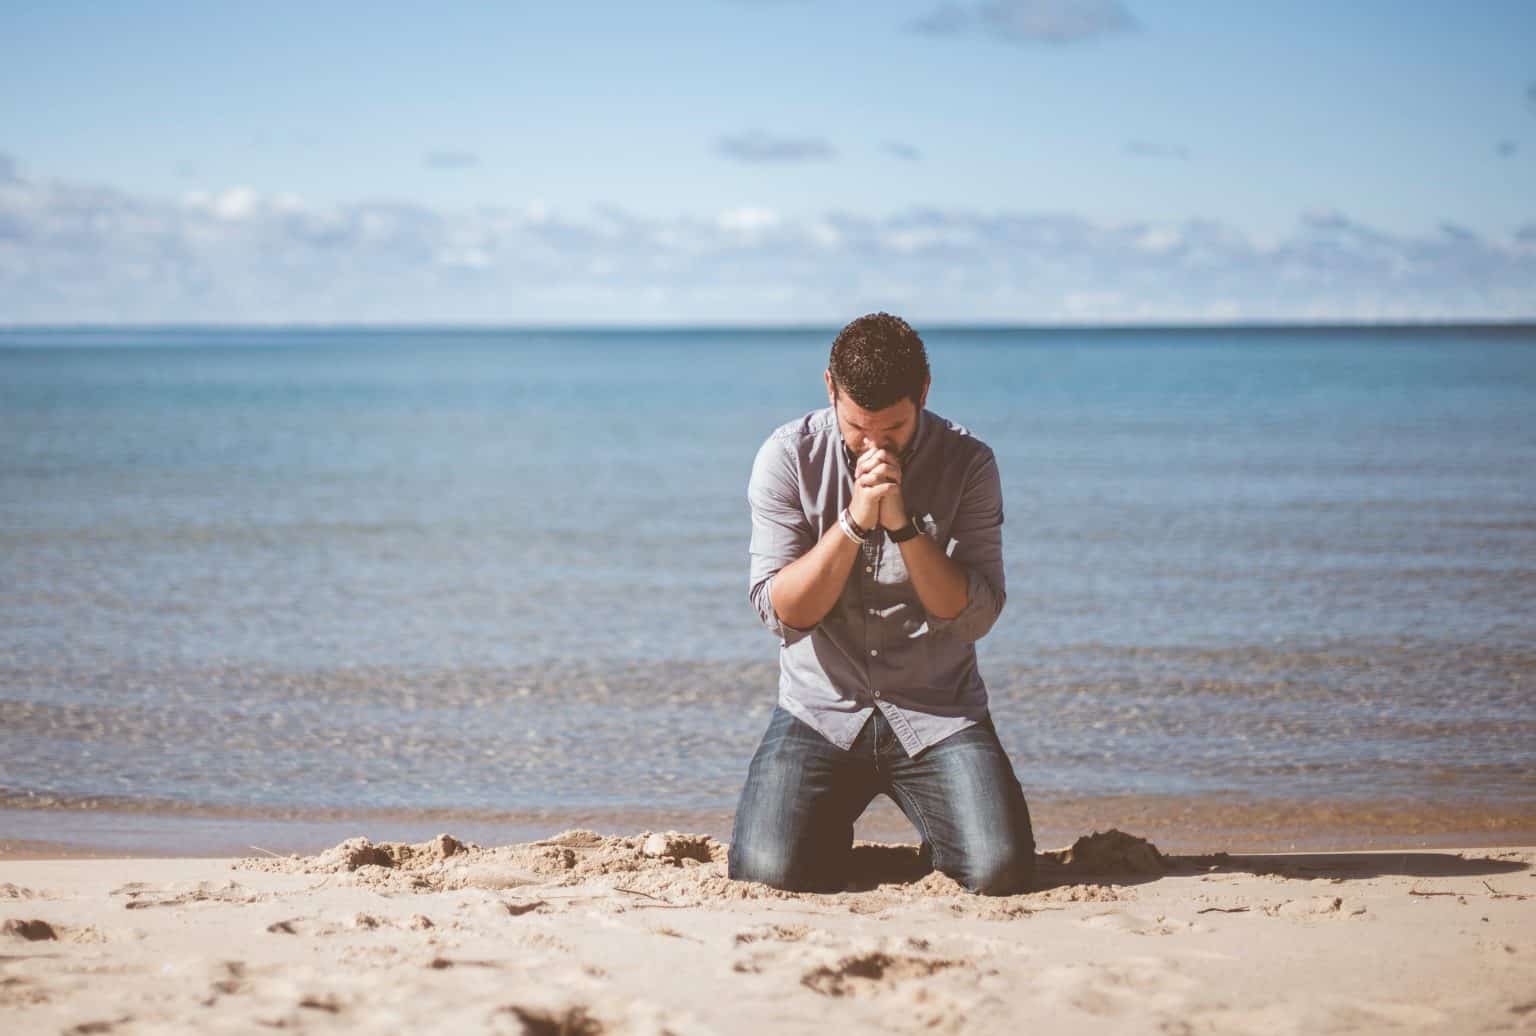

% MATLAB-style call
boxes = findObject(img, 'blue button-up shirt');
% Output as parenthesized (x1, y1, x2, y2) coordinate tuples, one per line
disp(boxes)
(746, 406, 1006, 757)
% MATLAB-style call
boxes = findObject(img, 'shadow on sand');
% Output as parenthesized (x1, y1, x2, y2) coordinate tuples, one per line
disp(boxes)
(843, 829, 1533, 893)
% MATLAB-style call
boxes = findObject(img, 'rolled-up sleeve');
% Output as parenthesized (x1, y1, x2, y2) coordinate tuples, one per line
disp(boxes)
(926, 447, 1006, 643)
(747, 435, 817, 646)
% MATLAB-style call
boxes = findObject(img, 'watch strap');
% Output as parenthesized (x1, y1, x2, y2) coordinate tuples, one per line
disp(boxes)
(888, 515, 921, 543)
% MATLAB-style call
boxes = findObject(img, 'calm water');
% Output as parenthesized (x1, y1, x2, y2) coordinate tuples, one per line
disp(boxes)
(2, 326, 1534, 847)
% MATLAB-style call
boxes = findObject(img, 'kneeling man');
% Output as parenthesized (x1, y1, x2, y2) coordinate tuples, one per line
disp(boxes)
(729, 312, 1036, 895)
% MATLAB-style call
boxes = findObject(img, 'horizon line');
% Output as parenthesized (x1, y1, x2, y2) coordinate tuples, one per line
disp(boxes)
(3, 318, 1535, 334)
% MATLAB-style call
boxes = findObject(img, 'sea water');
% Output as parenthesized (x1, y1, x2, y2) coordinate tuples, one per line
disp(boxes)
(2, 326, 1533, 850)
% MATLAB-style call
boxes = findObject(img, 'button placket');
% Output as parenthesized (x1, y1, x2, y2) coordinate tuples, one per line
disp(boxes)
(866, 537, 878, 667)
(864, 538, 882, 697)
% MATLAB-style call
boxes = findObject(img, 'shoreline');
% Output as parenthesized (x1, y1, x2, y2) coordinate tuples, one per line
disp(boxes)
(4, 793, 1533, 861)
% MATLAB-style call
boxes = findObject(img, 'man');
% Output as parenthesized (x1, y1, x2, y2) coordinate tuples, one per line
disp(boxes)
(728, 312, 1036, 896)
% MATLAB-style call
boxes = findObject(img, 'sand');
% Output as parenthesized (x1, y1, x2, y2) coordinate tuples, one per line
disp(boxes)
(1, 829, 1533, 1034)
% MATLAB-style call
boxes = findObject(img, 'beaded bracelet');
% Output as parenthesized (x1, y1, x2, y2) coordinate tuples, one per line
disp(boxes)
(838, 507, 870, 546)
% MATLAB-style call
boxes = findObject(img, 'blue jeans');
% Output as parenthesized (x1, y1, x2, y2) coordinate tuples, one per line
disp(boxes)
(728, 705, 1036, 895)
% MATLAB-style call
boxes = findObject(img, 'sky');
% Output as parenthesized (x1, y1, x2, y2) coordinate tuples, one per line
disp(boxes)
(1, 0, 1533, 324)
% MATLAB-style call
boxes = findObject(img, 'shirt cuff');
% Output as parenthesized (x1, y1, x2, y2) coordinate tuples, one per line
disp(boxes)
(761, 575, 817, 646)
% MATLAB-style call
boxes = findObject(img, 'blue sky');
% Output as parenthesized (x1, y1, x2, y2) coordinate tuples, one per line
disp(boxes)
(1, 0, 1533, 324)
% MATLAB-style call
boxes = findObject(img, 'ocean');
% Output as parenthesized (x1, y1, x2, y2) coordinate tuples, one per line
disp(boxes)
(2, 325, 1533, 854)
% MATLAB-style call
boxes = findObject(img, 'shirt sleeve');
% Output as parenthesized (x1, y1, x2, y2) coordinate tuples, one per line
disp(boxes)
(926, 446, 1007, 643)
(746, 434, 818, 646)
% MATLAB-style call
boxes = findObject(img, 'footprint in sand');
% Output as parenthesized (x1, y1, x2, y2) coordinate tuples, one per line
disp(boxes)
(4, 917, 111, 945)
(509, 930, 575, 956)
(730, 928, 984, 1008)
(1330, 1001, 1449, 1028)
(1078, 910, 1190, 936)
(799, 949, 966, 997)
(1190, 996, 1449, 1035)
(732, 923, 810, 945)
(62, 1013, 135, 1034)
(2, 917, 58, 941)
(791, 942, 996, 1033)
(730, 922, 838, 972)
(490, 1004, 605, 1034)
(110, 880, 266, 910)
(263, 910, 439, 937)
(0, 974, 52, 1008)
(1034, 957, 1197, 1018)
(1262, 896, 1368, 919)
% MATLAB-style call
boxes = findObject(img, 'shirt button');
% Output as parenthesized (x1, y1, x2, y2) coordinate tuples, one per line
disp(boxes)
(874, 691, 882, 699)
(869, 649, 878, 656)
(864, 565, 873, 573)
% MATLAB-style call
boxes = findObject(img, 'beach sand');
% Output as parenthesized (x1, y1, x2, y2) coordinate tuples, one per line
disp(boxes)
(1, 829, 1533, 1034)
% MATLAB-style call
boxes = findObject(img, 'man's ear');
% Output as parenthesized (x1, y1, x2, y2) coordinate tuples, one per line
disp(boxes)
(917, 375, 931, 410)
(824, 369, 837, 406)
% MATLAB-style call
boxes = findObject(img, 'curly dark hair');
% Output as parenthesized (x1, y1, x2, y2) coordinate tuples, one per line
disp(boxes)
(828, 312, 930, 411)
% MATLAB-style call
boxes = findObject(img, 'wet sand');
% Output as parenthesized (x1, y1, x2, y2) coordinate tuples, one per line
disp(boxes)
(2, 829, 1533, 1034)
(5, 789, 1533, 861)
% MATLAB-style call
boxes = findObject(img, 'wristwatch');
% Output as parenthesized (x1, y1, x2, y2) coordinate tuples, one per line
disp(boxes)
(888, 515, 921, 543)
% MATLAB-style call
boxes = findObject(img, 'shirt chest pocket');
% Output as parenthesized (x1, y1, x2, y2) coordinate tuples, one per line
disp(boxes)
(872, 507, 953, 579)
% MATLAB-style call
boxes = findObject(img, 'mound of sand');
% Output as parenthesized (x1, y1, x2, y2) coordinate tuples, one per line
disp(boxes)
(237, 827, 1164, 910)
(1041, 828, 1169, 876)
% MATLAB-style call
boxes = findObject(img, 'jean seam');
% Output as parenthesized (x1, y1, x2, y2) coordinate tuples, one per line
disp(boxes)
(886, 781, 943, 877)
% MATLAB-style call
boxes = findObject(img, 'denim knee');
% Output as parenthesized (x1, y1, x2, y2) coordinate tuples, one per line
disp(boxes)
(955, 845, 1035, 896)
(728, 838, 829, 892)
(728, 838, 793, 889)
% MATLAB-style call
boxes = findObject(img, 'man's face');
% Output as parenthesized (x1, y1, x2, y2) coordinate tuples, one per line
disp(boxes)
(824, 370, 929, 458)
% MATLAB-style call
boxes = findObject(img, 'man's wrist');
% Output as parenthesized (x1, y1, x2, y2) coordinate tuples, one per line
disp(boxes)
(839, 507, 874, 545)
(888, 514, 920, 543)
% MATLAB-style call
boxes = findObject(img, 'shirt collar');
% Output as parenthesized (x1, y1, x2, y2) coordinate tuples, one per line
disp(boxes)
(904, 406, 930, 463)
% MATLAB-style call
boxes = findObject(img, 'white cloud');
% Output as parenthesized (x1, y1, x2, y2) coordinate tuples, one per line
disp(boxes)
(1063, 290, 1124, 318)
(0, 165, 1532, 324)
(1133, 226, 1182, 253)
(809, 221, 842, 249)
(212, 187, 259, 221)
(716, 206, 781, 234)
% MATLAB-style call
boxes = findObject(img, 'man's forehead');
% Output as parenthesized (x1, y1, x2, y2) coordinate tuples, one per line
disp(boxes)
(835, 397, 914, 426)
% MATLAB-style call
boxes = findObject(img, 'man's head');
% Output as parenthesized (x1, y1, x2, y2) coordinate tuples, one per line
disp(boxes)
(824, 312, 931, 456)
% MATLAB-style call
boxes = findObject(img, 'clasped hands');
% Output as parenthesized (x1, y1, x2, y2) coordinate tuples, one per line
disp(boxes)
(849, 447, 907, 533)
